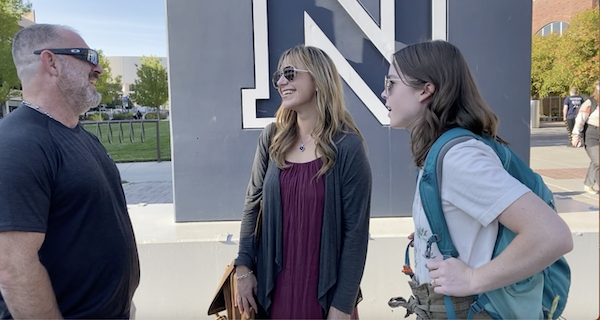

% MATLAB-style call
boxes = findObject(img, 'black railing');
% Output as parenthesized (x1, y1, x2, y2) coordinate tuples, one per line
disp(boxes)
(81, 119, 162, 162)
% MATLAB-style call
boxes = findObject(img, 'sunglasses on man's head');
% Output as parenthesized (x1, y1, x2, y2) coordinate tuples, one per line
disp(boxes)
(272, 66, 309, 88)
(33, 48, 99, 66)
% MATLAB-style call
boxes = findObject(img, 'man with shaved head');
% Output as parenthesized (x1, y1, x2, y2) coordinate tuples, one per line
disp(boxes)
(0, 24, 139, 318)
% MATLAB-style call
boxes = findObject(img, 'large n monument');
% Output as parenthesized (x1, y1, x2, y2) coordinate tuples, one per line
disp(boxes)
(165, 0, 532, 222)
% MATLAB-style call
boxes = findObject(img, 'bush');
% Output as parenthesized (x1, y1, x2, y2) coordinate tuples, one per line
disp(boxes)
(88, 113, 109, 121)
(144, 112, 168, 120)
(112, 113, 134, 120)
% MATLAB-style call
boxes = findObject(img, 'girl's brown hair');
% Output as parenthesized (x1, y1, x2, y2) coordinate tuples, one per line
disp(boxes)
(392, 40, 505, 167)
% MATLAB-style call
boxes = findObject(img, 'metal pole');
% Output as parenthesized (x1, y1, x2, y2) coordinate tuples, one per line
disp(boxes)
(530, 100, 540, 128)
(156, 119, 161, 162)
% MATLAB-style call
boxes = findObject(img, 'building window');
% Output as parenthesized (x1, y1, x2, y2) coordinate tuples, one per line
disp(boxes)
(537, 21, 569, 36)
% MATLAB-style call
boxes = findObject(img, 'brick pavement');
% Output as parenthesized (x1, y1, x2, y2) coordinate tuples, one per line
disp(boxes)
(534, 168, 588, 179)
(122, 181, 173, 204)
(119, 123, 598, 207)
(121, 168, 594, 205)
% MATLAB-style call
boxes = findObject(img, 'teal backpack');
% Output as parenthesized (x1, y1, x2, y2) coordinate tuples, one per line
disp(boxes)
(416, 127, 571, 320)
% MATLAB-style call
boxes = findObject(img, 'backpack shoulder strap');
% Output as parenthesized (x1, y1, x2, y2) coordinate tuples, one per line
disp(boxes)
(590, 97, 598, 113)
(419, 128, 481, 258)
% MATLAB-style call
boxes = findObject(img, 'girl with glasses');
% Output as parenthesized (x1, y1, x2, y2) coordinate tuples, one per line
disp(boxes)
(381, 40, 573, 319)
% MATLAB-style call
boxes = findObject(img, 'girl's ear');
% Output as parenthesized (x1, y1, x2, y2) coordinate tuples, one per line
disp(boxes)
(417, 82, 436, 103)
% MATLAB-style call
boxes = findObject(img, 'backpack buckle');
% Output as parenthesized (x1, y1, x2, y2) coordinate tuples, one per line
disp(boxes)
(469, 300, 484, 313)
(424, 234, 441, 259)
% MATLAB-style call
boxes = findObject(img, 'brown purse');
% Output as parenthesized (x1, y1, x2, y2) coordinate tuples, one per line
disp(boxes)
(208, 125, 275, 319)
(207, 260, 255, 320)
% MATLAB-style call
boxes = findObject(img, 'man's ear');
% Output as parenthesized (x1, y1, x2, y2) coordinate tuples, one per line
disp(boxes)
(39, 51, 59, 77)
(418, 82, 436, 103)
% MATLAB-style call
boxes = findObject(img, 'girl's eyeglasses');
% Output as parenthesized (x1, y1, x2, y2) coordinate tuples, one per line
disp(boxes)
(384, 75, 397, 95)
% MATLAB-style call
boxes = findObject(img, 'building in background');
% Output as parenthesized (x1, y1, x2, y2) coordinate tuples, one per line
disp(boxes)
(106, 56, 168, 106)
(531, 0, 598, 121)
(532, 0, 597, 36)
(18, 10, 35, 28)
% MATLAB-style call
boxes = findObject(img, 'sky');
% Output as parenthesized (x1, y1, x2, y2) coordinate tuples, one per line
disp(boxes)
(29, 0, 167, 57)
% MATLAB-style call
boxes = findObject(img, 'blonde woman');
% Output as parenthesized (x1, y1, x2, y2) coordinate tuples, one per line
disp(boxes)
(235, 45, 372, 319)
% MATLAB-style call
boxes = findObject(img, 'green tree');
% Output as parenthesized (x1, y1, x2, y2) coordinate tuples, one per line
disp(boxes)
(129, 56, 168, 109)
(0, 0, 31, 103)
(531, 7, 599, 98)
(558, 7, 599, 95)
(531, 33, 562, 99)
(95, 50, 122, 108)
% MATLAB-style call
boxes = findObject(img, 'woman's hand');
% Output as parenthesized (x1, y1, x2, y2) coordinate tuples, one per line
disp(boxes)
(234, 265, 258, 316)
(327, 306, 352, 320)
(571, 134, 581, 147)
(426, 258, 477, 297)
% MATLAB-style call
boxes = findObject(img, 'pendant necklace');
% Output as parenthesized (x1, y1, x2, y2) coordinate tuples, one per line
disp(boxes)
(22, 101, 54, 119)
(299, 135, 313, 152)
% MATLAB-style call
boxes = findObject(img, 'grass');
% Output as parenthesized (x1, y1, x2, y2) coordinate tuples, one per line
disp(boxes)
(82, 120, 171, 162)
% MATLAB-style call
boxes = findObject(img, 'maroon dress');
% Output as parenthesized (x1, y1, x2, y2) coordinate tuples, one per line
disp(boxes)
(270, 158, 325, 319)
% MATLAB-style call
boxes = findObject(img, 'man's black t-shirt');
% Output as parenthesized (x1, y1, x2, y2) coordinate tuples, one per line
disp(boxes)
(563, 95, 583, 119)
(0, 106, 140, 318)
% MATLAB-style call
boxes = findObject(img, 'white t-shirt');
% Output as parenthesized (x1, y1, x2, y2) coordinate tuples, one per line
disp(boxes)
(412, 139, 531, 284)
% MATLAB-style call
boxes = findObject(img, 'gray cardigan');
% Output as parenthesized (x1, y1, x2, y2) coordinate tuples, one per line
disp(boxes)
(235, 123, 372, 316)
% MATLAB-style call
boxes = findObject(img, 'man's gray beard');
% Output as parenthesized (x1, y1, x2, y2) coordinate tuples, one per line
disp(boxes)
(81, 92, 102, 114)
(57, 58, 101, 114)
(65, 91, 102, 115)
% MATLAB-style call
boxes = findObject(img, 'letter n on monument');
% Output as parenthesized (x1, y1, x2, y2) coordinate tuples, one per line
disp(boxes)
(166, 0, 447, 221)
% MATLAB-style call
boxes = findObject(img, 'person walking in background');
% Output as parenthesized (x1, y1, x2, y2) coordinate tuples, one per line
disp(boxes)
(235, 45, 372, 319)
(563, 87, 584, 145)
(0, 24, 140, 318)
(571, 79, 599, 194)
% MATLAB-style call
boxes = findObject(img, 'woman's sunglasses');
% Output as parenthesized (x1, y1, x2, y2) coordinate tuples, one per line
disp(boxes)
(33, 48, 99, 66)
(272, 66, 309, 89)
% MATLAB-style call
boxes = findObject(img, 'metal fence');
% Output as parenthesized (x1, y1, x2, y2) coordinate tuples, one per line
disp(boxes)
(538, 95, 593, 121)
(539, 96, 564, 121)
(81, 119, 163, 162)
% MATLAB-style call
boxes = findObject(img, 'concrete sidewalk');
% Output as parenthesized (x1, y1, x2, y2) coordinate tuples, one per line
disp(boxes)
(117, 122, 599, 212)
(117, 161, 173, 204)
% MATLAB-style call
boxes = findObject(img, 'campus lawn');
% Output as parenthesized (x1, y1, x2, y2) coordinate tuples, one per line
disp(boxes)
(82, 120, 171, 162)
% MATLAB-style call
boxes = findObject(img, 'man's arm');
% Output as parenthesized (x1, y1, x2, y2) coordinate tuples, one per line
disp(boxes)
(563, 104, 568, 121)
(0, 231, 62, 319)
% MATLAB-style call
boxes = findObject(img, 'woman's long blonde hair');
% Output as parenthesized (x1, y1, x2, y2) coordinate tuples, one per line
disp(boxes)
(392, 40, 505, 168)
(270, 45, 362, 177)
